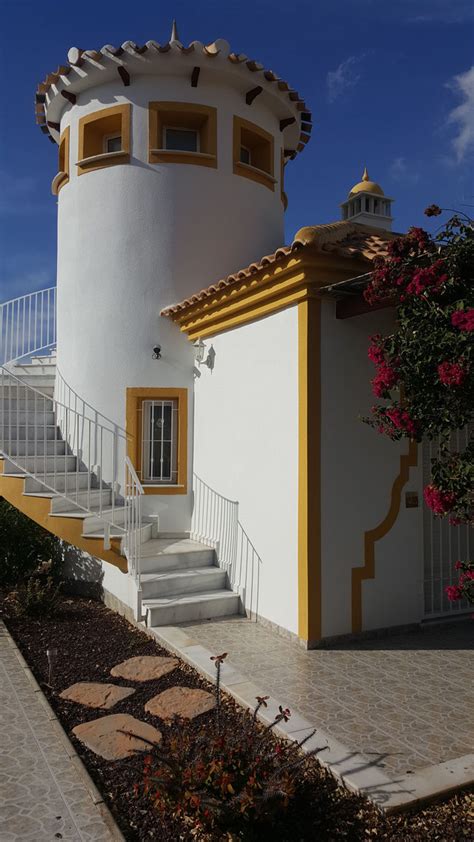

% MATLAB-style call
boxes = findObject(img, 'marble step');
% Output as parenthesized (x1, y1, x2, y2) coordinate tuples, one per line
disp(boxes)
(0, 410, 56, 425)
(145, 590, 240, 626)
(0, 396, 54, 409)
(49, 487, 113, 513)
(4, 440, 67, 456)
(1, 424, 60, 440)
(141, 566, 226, 599)
(2, 455, 78, 473)
(23, 471, 94, 494)
(139, 538, 216, 573)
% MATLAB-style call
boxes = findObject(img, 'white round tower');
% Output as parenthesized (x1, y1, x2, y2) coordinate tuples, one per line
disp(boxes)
(36, 24, 311, 529)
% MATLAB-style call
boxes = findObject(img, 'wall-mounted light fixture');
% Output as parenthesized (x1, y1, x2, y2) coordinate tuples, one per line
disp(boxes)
(193, 338, 216, 372)
(152, 344, 162, 359)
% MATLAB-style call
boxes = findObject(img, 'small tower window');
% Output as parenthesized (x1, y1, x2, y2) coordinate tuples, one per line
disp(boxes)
(365, 197, 369, 212)
(51, 126, 70, 195)
(240, 145, 251, 165)
(104, 134, 122, 154)
(77, 104, 131, 175)
(164, 127, 199, 153)
(149, 102, 217, 168)
(374, 199, 379, 213)
(233, 116, 275, 191)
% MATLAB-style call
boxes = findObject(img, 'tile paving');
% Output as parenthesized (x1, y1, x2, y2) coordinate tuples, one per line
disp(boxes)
(0, 622, 119, 842)
(182, 617, 473, 778)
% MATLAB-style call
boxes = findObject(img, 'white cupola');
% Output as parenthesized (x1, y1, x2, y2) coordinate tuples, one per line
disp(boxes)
(340, 167, 394, 231)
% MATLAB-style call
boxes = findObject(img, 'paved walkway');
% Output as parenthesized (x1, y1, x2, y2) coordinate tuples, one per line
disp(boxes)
(0, 622, 120, 842)
(181, 617, 473, 779)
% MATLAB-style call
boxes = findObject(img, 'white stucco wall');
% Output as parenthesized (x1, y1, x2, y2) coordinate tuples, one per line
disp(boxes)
(54, 71, 287, 529)
(193, 307, 299, 635)
(319, 299, 423, 638)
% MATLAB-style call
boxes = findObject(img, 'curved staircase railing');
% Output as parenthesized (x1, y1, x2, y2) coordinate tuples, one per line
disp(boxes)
(0, 287, 143, 593)
(191, 473, 261, 618)
(0, 287, 56, 365)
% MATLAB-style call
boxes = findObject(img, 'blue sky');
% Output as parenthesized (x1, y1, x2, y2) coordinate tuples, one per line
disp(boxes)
(1, 0, 473, 302)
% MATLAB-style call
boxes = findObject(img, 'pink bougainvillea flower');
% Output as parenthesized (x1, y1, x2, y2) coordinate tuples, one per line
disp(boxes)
(438, 361, 466, 387)
(423, 485, 456, 515)
(371, 362, 399, 396)
(445, 585, 462, 601)
(368, 334, 385, 365)
(451, 308, 474, 332)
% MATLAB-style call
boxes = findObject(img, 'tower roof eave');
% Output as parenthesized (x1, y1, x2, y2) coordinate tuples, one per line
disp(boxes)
(35, 37, 312, 160)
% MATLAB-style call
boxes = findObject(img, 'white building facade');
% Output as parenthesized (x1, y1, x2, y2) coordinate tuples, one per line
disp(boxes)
(0, 27, 469, 645)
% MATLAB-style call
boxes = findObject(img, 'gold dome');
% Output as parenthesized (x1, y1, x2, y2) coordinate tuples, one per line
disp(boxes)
(349, 167, 384, 198)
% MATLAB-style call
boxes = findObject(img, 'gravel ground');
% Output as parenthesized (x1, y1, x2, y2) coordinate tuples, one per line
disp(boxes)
(2, 596, 472, 841)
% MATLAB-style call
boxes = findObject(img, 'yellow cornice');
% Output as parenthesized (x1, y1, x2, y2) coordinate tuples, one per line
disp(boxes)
(167, 251, 368, 340)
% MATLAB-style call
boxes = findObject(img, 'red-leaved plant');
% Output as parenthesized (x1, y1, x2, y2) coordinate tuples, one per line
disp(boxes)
(137, 655, 326, 835)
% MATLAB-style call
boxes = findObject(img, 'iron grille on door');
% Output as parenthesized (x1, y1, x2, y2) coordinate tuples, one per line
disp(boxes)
(141, 399, 179, 484)
(423, 426, 472, 617)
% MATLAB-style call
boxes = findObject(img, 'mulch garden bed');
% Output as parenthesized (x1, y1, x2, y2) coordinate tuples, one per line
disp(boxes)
(1, 595, 472, 841)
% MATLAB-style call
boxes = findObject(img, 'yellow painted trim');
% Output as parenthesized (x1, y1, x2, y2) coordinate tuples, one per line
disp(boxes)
(165, 250, 369, 342)
(125, 388, 188, 495)
(148, 102, 217, 168)
(77, 104, 131, 175)
(0, 462, 127, 572)
(185, 278, 309, 340)
(52, 126, 70, 195)
(233, 116, 275, 191)
(351, 440, 418, 633)
(298, 297, 322, 645)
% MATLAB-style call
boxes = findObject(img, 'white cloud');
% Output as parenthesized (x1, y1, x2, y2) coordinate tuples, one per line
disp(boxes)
(326, 54, 366, 103)
(389, 156, 420, 184)
(447, 65, 474, 163)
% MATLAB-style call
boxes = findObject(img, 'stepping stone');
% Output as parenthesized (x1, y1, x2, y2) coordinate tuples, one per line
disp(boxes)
(145, 686, 216, 720)
(60, 682, 135, 709)
(72, 713, 162, 760)
(110, 655, 178, 682)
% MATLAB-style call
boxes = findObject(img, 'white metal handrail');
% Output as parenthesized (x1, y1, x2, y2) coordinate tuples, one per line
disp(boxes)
(124, 457, 144, 616)
(0, 287, 145, 598)
(0, 366, 126, 520)
(0, 287, 56, 365)
(56, 367, 127, 437)
(191, 473, 261, 617)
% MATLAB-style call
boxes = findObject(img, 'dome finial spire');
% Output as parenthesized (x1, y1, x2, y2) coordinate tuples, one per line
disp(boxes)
(362, 166, 369, 182)
(170, 19, 179, 42)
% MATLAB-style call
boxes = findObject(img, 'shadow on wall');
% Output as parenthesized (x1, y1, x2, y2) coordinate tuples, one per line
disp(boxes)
(60, 542, 104, 601)
(191, 474, 262, 619)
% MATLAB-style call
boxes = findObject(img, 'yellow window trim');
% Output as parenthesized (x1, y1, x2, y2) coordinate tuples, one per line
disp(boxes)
(148, 102, 217, 168)
(52, 126, 70, 195)
(77, 104, 131, 175)
(233, 116, 275, 191)
(125, 387, 188, 496)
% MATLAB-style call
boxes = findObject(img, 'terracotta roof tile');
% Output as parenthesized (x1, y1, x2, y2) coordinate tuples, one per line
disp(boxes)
(161, 221, 397, 316)
(36, 37, 312, 155)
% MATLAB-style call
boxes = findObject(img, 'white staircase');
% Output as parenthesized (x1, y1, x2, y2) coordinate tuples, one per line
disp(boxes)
(0, 289, 241, 626)
(139, 537, 240, 627)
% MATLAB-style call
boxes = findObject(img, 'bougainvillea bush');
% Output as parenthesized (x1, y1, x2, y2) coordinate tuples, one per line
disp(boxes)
(364, 208, 473, 603)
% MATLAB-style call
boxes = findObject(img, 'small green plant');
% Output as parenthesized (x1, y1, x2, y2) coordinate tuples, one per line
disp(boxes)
(0, 499, 62, 586)
(8, 560, 62, 617)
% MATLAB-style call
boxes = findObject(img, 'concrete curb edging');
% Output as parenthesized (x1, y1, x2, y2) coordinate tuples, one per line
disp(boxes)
(148, 623, 474, 814)
(1, 621, 125, 841)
